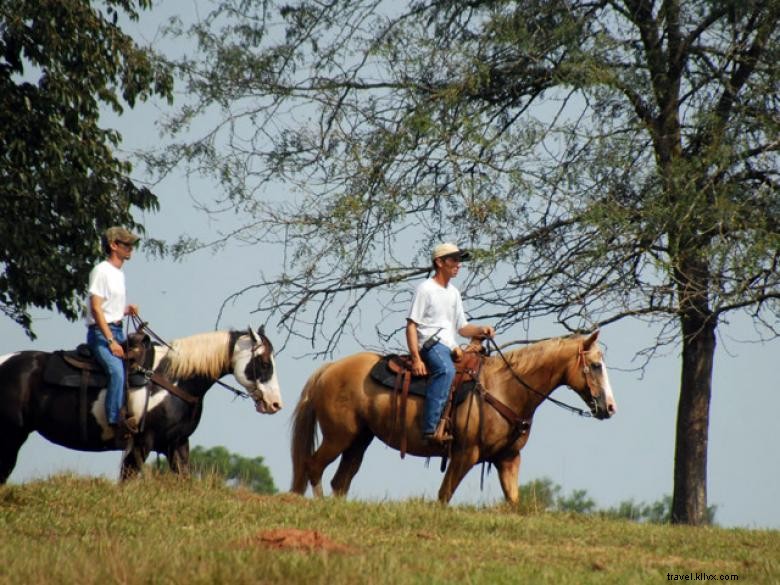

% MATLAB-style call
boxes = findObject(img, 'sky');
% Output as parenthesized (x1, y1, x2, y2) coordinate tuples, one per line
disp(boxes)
(2, 3, 778, 531)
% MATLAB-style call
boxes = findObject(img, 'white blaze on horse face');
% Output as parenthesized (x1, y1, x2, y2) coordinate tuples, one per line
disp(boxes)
(258, 354, 283, 413)
(582, 339, 618, 418)
(598, 359, 618, 416)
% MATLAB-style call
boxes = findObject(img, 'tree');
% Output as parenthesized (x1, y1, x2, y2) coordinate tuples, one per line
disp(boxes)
(0, 0, 173, 337)
(150, 445, 277, 494)
(155, 1, 779, 524)
(519, 478, 707, 523)
(519, 477, 561, 513)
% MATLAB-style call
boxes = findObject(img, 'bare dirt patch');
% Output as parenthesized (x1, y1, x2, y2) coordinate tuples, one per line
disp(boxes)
(243, 528, 354, 554)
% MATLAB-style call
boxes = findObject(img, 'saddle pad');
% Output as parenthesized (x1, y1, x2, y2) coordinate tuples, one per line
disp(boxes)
(369, 355, 475, 406)
(43, 351, 108, 389)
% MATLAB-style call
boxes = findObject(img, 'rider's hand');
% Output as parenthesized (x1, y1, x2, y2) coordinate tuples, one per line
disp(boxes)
(479, 326, 496, 339)
(109, 340, 125, 358)
(411, 356, 427, 376)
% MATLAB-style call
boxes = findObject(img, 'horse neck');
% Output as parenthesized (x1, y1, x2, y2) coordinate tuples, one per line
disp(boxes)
(154, 331, 233, 392)
(484, 339, 576, 418)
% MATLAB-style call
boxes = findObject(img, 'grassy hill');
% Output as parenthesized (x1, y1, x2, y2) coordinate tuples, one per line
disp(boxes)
(1, 474, 776, 584)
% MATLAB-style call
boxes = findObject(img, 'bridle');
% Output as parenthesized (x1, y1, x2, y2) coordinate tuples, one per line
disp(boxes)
(244, 329, 272, 404)
(218, 327, 270, 403)
(486, 338, 593, 418)
(577, 345, 601, 405)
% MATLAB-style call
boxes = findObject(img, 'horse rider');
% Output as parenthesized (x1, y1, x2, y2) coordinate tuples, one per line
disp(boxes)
(86, 226, 140, 447)
(406, 242, 495, 445)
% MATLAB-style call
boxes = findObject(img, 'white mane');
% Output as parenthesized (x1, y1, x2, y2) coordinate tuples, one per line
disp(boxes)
(157, 331, 233, 380)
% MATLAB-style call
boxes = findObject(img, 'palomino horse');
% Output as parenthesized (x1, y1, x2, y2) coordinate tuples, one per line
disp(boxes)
(0, 327, 282, 483)
(291, 331, 616, 503)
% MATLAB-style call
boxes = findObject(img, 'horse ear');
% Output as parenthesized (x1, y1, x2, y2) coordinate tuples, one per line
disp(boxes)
(248, 326, 259, 343)
(258, 324, 265, 338)
(583, 329, 600, 349)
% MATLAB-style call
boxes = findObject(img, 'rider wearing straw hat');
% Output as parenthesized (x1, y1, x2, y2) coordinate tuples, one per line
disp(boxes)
(406, 242, 495, 445)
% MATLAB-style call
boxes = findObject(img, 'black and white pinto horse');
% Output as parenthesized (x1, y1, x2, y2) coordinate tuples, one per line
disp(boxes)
(0, 327, 282, 482)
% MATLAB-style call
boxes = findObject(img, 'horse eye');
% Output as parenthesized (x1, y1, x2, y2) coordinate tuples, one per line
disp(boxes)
(591, 362, 602, 371)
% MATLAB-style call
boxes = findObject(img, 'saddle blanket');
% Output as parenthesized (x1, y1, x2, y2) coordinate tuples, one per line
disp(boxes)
(368, 355, 475, 407)
(43, 346, 147, 389)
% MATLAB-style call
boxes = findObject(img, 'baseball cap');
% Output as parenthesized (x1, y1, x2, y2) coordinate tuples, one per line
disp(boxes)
(431, 242, 471, 261)
(104, 226, 140, 245)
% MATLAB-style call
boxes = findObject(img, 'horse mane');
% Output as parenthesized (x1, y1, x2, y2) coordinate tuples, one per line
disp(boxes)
(157, 331, 233, 380)
(483, 334, 580, 379)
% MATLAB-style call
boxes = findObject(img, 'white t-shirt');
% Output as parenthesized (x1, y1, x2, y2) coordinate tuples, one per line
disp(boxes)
(407, 278, 468, 350)
(85, 260, 126, 325)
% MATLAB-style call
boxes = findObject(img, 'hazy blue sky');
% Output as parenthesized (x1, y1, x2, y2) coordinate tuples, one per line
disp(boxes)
(2, 3, 777, 531)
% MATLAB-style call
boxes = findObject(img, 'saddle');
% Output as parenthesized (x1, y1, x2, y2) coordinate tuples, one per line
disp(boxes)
(369, 344, 486, 458)
(369, 355, 478, 403)
(43, 332, 152, 389)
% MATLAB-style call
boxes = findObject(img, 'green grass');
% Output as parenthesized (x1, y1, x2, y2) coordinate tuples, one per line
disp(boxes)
(1, 474, 777, 584)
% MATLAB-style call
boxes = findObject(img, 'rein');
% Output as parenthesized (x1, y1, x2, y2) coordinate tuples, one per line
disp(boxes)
(214, 379, 252, 401)
(486, 338, 592, 418)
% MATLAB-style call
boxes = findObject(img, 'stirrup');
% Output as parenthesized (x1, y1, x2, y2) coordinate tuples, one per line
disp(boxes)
(424, 423, 453, 446)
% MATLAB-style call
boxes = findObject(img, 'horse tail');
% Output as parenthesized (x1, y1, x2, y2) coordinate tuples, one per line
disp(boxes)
(290, 362, 330, 494)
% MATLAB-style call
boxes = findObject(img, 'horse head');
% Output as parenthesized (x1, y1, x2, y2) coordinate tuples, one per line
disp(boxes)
(124, 331, 152, 370)
(566, 330, 617, 420)
(232, 326, 283, 414)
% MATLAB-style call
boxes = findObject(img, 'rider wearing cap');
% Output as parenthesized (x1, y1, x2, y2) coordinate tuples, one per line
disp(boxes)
(85, 226, 140, 446)
(406, 243, 495, 444)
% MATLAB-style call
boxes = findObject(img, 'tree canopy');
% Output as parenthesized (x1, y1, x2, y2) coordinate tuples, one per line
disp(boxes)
(0, 0, 173, 337)
(157, 0, 779, 524)
(151, 445, 277, 494)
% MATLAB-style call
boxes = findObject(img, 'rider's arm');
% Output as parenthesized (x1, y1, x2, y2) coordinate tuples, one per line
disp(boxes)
(458, 323, 496, 339)
(405, 319, 427, 376)
(89, 295, 124, 357)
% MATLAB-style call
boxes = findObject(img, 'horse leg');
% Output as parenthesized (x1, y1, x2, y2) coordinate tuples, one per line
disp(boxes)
(307, 430, 357, 498)
(437, 446, 480, 504)
(119, 439, 151, 481)
(330, 430, 374, 497)
(167, 441, 191, 476)
(0, 429, 29, 484)
(494, 452, 521, 505)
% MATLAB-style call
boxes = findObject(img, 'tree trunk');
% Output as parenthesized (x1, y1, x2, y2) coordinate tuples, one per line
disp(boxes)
(671, 304, 716, 525)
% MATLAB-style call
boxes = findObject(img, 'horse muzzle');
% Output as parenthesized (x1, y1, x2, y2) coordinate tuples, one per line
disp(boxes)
(589, 394, 617, 420)
(253, 393, 282, 414)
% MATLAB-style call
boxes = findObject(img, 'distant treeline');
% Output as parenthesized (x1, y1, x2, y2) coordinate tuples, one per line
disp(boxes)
(520, 478, 717, 524)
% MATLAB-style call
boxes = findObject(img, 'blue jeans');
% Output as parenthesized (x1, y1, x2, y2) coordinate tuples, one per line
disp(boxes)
(421, 342, 456, 434)
(87, 324, 126, 425)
